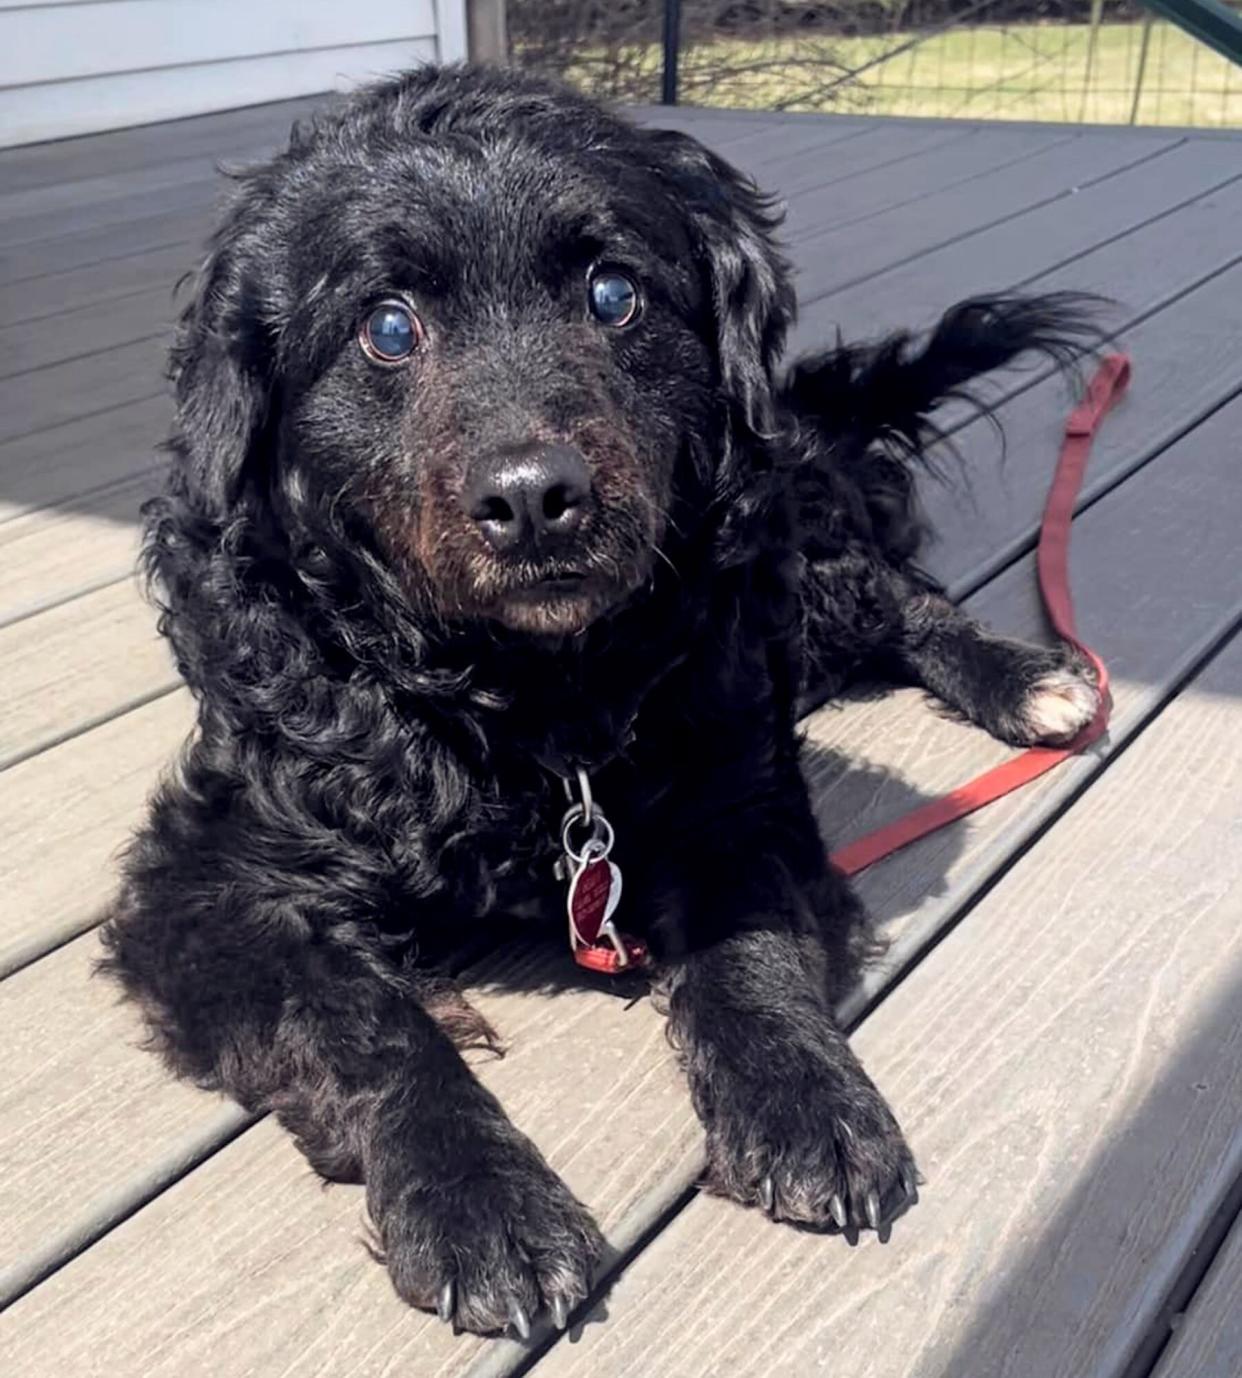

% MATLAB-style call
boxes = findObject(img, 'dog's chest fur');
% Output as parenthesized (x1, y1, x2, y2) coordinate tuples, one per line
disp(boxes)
(415, 549, 798, 945)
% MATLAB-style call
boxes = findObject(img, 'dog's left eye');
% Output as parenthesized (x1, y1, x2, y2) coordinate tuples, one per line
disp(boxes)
(359, 301, 422, 364)
(588, 271, 640, 329)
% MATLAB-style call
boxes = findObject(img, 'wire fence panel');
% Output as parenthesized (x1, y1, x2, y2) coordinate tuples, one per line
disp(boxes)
(508, 0, 1242, 126)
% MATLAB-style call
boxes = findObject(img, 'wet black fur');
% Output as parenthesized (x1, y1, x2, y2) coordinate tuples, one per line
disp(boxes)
(101, 65, 1099, 1335)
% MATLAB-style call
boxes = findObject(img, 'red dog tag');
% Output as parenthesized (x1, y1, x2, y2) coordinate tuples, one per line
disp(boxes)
(561, 782, 650, 974)
(567, 848, 622, 947)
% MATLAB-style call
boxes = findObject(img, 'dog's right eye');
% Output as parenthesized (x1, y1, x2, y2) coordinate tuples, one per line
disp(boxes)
(359, 301, 422, 364)
(588, 271, 641, 329)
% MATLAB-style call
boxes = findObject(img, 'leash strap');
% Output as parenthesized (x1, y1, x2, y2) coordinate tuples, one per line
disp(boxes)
(828, 353, 1131, 878)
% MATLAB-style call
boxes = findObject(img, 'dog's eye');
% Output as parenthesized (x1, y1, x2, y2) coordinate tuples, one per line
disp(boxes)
(588, 271, 640, 329)
(359, 301, 422, 364)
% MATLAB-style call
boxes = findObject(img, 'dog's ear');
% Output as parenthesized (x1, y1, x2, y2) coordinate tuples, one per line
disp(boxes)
(169, 189, 277, 515)
(643, 129, 794, 434)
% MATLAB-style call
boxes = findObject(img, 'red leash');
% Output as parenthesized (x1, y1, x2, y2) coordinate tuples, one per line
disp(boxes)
(828, 353, 1131, 878)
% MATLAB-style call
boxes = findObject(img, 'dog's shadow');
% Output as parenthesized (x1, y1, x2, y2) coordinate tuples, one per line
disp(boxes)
(459, 717, 963, 1003)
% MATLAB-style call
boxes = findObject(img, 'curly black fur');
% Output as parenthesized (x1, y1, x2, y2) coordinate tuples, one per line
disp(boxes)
(101, 64, 1102, 1336)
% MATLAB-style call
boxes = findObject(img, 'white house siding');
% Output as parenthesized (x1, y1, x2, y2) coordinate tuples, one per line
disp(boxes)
(0, 0, 467, 148)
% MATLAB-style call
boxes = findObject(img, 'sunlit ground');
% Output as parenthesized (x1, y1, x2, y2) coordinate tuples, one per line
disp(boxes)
(566, 22, 1242, 127)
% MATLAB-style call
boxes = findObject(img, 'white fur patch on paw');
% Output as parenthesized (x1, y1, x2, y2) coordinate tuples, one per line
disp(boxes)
(1020, 666, 1100, 744)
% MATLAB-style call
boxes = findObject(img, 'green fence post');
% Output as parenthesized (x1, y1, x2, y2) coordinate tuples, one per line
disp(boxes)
(1139, 0, 1242, 66)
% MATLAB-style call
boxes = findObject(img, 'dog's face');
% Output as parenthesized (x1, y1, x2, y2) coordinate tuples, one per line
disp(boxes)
(284, 136, 714, 637)
(171, 68, 792, 639)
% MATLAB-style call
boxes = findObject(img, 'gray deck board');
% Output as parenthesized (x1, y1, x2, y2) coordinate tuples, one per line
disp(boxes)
(0, 690, 195, 979)
(0, 401, 168, 525)
(782, 126, 1076, 238)
(0, 243, 190, 330)
(1153, 1213, 1242, 1378)
(800, 142, 1242, 344)
(0, 290, 177, 383)
(2, 99, 1239, 1378)
(0, 96, 323, 197)
(922, 257, 1242, 600)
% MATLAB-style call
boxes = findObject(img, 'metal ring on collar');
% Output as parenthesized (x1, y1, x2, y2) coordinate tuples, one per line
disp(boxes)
(561, 804, 614, 864)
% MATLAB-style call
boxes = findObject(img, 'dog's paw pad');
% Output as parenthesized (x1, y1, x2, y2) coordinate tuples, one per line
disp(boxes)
(1018, 664, 1100, 745)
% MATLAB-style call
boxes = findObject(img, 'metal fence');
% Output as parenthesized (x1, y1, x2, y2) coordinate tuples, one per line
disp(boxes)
(508, 0, 1242, 125)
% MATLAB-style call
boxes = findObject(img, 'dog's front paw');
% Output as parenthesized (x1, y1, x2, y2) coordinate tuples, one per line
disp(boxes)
(703, 1055, 918, 1236)
(374, 1138, 603, 1336)
(1013, 653, 1101, 745)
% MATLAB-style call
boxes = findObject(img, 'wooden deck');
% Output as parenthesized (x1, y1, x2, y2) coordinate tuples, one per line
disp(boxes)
(2, 95, 1241, 1378)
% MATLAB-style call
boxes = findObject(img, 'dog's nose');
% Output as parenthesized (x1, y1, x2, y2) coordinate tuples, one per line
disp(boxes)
(463, 444, 592, 554)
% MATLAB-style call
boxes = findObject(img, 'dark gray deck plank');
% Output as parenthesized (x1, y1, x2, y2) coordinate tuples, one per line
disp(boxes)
(0, 96, 323, 197)
(794, 139, 1242, 344)
(922, 255, 1242, 600)
(0, 129, 1045, 377)
(0, 397, 169, 524)
(0, 336, 167, 447)
(782, 126, 1077, 241)
(737, 121, 982, 197)
(0, 175, 225, 255)
(0, 243, 188, 327)
(0, 201, 214, 286)
(703, 115, 875, 170)
(1153, 1212, 1242, 1378)
(0, 289, 176, 382)
(2, 134, 1227, 476)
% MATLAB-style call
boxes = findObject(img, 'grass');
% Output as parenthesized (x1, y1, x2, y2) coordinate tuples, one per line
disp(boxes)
(575, 22, 1242, 127)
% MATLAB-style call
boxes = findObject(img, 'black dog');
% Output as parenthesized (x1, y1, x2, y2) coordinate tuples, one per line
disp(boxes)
(102, 65, 1100, 1337)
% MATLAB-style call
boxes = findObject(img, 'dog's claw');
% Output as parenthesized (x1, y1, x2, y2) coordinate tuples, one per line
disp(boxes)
(758, 1176, 775, 1214)
(436, 1279, 455, 1324)
(901, 1167, 918, 1199)
(865, 1190, 881, 1231)
(551, 1295, 571, 1331)
(509, 1301, 531, 1341)
(829, 1194, 848, 1229)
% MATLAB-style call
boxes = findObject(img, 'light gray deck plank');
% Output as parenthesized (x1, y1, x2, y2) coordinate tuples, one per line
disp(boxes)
(1153, 1213, 1242, 1378)
(0, 927, 251, 1308)
(0, 473, 154, 625)
(527, 631, 1242, 1378)
(0, 579, 177, 771)
(0, 689, 194, 978)
(0, 943, 697, 1372)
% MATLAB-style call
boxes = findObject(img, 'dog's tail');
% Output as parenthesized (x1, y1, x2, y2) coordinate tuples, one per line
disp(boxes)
(781, 291, 1105, 468)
